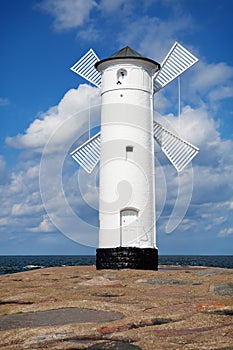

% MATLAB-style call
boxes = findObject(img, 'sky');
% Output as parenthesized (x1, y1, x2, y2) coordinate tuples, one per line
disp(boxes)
(0, 0, 233, 256)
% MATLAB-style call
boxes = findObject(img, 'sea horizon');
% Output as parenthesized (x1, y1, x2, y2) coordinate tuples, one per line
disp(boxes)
(0, 253, 232, 256)
(0, 255, 232, 275)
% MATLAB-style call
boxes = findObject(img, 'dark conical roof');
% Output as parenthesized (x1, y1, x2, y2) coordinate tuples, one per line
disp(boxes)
(95, 46, 160, 70)
(110, 46, 145, 59)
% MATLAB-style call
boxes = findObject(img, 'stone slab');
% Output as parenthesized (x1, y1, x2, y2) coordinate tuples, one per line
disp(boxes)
(0, 307, 123, 331)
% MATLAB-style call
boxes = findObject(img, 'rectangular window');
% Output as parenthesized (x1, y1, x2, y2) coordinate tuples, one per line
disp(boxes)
(126, 146, 133, 152)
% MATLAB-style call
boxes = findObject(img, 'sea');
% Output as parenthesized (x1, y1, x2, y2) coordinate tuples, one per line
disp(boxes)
(0, 255, 232, 276)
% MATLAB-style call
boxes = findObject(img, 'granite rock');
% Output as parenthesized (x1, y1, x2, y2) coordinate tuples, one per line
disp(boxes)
(213, 283, 233, 296)
(86, 341, 142, 350)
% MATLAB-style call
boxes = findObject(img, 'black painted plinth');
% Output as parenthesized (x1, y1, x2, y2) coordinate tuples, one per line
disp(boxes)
(96, 247, 158, 270)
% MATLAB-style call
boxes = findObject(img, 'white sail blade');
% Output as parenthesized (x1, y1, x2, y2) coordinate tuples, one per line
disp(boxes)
(153, 42, 198, 93)
(153, 121, 199, 172)
(70, 132, 101, 173)
(70, 49, 101, 88)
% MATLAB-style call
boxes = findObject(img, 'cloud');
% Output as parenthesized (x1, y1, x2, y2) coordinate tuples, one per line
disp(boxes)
(6, 85, 100, 152)
(154, 98, 233, 239)
(155, 103, 232, 169)
(116, 12, 194, 62)
(192, 62, 233, 93)
(218, 227, 233, 237)
(1, 84, 100, 244)
(28, 215, 56, 233)
(187, 62, 233, 107)
(0, 166, 44, 233)
(11, 202, 43, 216)
(193, 166, 233, 205)
(208, 86, 233, 102)
(37, 0, 98, 31)
(36, 0, 197, 60)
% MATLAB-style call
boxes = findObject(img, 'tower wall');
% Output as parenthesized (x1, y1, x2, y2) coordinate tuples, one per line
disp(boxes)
(96, 58, 158, 269)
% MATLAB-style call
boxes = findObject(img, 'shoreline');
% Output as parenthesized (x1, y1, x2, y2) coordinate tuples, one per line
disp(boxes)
(0, 265, 232, 349)
(1, 254, 233, 276)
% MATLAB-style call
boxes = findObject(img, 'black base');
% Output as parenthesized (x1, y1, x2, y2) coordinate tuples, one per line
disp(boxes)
(96, 247, 158, 270)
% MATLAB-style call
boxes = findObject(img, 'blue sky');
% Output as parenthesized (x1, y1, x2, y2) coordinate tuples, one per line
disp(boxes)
(0, 0, 233, 255)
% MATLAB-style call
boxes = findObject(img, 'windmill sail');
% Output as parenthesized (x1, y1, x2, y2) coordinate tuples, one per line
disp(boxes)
(70, 49, 102, 88)
(70, 132, 101, 174)
(153, 42, 198, 93)
(153, 121, 199, 172)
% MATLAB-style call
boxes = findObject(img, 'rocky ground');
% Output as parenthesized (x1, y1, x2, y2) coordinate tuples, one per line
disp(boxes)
(0, 265, 232, 350)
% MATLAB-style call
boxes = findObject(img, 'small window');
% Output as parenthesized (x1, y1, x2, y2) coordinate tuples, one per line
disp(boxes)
(117, 69, 127, 85)
(126, 145, 133, 152)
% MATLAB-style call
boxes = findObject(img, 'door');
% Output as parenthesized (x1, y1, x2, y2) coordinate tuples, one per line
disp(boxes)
(120, 209, 138, 247)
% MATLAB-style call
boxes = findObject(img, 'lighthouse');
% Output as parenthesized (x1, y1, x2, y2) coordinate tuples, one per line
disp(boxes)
(95, 47, 160, 269)
(70, 43, 199, 270)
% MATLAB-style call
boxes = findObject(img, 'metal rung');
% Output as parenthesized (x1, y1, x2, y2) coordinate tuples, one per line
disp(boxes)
(70, 132, 101, 173)
(153, 121, 199, 172)
(70, 49, 101, 88)
(153, 42, 198, 93)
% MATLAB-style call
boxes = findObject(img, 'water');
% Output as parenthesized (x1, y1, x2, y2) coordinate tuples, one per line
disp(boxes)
(159, 255, 232, 269)
(0, 255, 232, 276)
(0, 255, 95, 275)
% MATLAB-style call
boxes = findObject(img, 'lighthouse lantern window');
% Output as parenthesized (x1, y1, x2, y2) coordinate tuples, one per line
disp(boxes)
(117, 68, 127, 84)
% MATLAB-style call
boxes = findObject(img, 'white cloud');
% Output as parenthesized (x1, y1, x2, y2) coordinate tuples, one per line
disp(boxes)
(6, 85, 100, 152)
(192, 62, 233, 93)
(208, 86, 233, 102)
(186, 61, 233, 107)
(36, 0, 197, 63)
(155, 104, 231, 168)
(37, 0, 97, 31)
(218, 227, 233, 237)
(116, 14, 194, 62)
(12, 201, 43, 216)
(28, 215, 56, 233)
(1, 84, 100, 240)
(154, 99, 233, 238)
(0, 166, 44, 232)
(193, 166, 233, 205)
(154, 61, 233, 112)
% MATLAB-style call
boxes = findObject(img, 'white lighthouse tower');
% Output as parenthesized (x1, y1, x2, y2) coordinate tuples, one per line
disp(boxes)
(70, 43, 199, 270)
(95, 47, 159, 269)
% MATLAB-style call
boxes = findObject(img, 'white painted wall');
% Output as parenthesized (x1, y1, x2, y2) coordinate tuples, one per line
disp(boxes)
(97, 58, 158, 249)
